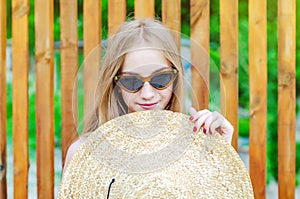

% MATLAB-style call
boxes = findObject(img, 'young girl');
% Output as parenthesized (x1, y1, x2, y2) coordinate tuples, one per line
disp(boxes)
(63, 19, 233, 173)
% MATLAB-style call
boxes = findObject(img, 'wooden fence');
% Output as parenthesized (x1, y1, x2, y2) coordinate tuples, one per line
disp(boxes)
(0, 0, 297, 198)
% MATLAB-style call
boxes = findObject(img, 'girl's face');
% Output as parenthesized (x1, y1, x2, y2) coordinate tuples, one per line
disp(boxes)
(119, 49, 174, 113)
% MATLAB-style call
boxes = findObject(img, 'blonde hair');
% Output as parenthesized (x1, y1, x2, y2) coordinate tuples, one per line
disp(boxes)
(82, 19, 186, 135)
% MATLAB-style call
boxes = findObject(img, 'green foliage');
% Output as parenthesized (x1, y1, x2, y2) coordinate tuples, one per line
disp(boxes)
(238, 118, 250, 137)
(181, 0, 190, 36)
(28, 77, 36, 150)
(6, 83, 12, 141)
(54, 89, 62, 147)
(297, 143, 300, 185)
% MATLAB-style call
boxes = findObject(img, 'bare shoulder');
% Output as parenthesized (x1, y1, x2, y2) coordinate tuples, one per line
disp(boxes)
(63, 137, 86, 175)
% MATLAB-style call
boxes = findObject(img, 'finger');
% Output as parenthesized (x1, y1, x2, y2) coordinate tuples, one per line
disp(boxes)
(216, 120, 234, 144)
(203, 112, 221, 134)
(189, 109, 210, 122)
(193, 111, 211, 132)
(210, 117, 225, 134)
(189, 107, 197, 120)
(217, 119, 234, 135)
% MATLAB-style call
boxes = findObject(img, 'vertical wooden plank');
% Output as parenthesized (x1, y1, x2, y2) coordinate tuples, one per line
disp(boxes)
(162, 0, 181, 49)
(108, 0, 126, 37)
(83, 0, 101, 123)
(35, 0, 54, 198)
(134, 0, 154, 19)
(0, 0, 7, 198)
(60, 0, 78, 167)
(278, 0, 296, 198)
(190, 0, 210, 110)
(220, 0, 238, 150)
(249, 0, 267, 198)
(12, 0, 29, 198)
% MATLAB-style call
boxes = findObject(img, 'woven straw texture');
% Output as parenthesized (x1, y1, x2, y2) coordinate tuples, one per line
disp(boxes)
(58, 110, 254, 198)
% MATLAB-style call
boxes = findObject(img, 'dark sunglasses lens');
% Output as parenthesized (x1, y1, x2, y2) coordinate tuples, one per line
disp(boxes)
(119, 77, 143, 91)
(150, 73, 174, 89)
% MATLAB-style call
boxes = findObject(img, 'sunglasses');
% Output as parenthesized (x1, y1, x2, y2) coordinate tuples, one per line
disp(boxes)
(114, 68, 178, 93)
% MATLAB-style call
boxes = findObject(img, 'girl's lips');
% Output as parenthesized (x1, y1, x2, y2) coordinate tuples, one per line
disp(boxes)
(139, 103, 157, 110)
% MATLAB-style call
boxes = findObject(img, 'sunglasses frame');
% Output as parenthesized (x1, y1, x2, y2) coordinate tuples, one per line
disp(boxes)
(114, 67, 178, 93)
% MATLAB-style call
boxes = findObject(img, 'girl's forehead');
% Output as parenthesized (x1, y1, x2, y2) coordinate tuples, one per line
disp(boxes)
(122, 48, 171, 75)
(121, 65, 171, 77)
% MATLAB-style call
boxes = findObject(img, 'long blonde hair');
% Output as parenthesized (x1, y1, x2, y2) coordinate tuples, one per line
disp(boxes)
(82, 19, 186, 135)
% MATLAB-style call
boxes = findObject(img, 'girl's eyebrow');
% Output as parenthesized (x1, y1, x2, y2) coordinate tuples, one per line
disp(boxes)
(121, 66, 171, 75)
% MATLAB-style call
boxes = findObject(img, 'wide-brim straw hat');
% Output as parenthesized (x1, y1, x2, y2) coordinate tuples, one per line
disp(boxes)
(58, 110, 254, 198)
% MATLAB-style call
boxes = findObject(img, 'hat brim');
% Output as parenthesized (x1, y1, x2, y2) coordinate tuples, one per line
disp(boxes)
(58, 110, 253, 198)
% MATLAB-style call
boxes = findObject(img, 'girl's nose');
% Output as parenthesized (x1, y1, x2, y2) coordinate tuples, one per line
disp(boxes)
(139, 82, 155, 100)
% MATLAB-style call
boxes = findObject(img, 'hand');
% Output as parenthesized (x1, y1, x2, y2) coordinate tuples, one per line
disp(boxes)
(189, 107, 234, 144)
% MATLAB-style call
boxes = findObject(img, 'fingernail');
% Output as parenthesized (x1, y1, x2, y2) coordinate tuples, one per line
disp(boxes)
(193, 126, 197, 132)
(189, 116, 194, 120)
(203, 128, 207, 134)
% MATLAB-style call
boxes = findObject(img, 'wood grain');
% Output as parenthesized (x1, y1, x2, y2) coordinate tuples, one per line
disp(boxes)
(249, 0, 267, 198)
(60, 0, 79, 167)
(83, 0, 102, 126)
(278, 0, 296, 198)
(134, 0, 154, 19)
(162, 0, 181, 49)
(108, 0, 126, 37)
(35, 0, 54, 198)
(0, 0, 7, 197)
(220, 0, 238, 150)
(190, 0, 210, 110)
(12, 0, 29, 198)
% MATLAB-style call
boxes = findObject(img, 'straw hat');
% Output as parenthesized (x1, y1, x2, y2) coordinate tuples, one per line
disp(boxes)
(58, 110, 253, 198)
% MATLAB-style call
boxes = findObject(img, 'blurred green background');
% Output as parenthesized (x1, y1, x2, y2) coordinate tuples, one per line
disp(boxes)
(4, 0, 300, 184)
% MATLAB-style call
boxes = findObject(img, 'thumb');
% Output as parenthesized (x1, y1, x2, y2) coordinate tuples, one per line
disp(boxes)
(189, 106, 197, 115)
